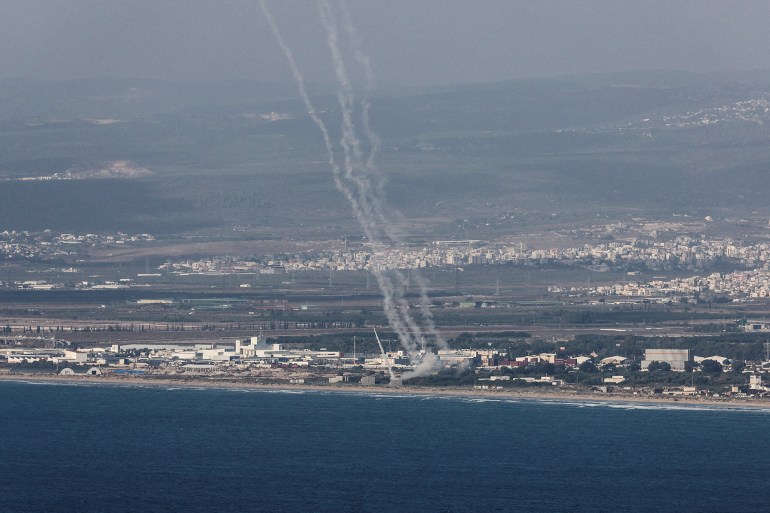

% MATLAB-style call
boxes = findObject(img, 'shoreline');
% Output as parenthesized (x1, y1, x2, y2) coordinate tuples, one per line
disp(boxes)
(2, 373, 769, 410)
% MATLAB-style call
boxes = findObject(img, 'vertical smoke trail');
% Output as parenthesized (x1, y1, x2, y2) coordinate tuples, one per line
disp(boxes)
(317, 0, 449, 369)
(317, 0, 420, 354)
(318, 0, 394, 240)
(261, 0, 447, 377)
(411, 272, 447, 350)
(338, 1, 380, 171)
(320, 1, 448, 356)
(258, 0, 356, 218)
(318, 0, 388, 241)
(337, 1, 446, 350)
(260, 0, 417, 359)
(373, 328, 396, 382)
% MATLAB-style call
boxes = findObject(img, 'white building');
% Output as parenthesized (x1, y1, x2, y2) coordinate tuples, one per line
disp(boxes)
(642, 349, 691, 371)
(63, 350, 88, 364)
(235, 335, 287, 358)
(196, 347, 237, 362)
(749, 374, 766, 391)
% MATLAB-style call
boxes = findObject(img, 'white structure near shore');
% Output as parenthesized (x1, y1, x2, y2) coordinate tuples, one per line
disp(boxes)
(642, 349, 691, 371)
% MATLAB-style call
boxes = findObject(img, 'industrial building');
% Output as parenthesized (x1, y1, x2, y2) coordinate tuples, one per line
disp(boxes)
(641, 349, 691, 371)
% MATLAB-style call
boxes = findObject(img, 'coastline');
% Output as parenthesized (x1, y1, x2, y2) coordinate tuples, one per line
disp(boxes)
(2, 373, 769, 410)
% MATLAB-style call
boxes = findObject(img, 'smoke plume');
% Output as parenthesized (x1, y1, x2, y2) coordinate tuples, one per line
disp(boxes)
(260, 0, 448, 380)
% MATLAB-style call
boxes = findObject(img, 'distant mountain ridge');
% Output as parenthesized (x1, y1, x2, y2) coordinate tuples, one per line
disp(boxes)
(1, 70, 770, 233)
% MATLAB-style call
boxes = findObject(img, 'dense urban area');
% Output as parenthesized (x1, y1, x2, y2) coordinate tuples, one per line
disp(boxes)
(2, 223, 770, 401)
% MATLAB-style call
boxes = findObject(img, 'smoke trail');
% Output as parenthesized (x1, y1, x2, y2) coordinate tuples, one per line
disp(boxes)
(338, 1, 380, 172)
(261, 0, 447, 379)
(318, 2, 448, 359)
(334, 2, 447, 353)
(317, 0, 451, 372)
(260, 0, 417, 358)
(258, 0, 356, 218)
(317, 0, 419, 353)
(318, 1, 388, 241)
(373, 328, 396, 382)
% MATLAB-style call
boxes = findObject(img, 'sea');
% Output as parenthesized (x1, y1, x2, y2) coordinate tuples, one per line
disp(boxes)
(1, 380, 769, 513)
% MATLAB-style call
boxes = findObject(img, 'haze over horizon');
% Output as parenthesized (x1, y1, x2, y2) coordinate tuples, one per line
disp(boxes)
(3, 0, 770, 88)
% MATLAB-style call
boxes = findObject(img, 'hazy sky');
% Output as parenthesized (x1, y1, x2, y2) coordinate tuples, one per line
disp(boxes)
(3, 0, 770, 87)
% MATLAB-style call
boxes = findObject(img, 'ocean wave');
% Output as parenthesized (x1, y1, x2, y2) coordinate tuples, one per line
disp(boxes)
(518, 397, 770, 414)
(464, 398, 503, 403)
(263, 389, 308, 395)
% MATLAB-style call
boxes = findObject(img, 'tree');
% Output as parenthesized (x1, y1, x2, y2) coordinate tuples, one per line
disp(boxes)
(579, 361, 598, 373)
(701, 359, 723, 374)
(647, 361, 671, 372)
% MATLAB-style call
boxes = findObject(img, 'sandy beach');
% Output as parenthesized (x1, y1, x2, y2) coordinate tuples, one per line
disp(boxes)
(2, 372, 769, 410)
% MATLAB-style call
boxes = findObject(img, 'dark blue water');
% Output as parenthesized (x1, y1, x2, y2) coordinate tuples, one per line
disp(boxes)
(1, 381, 769, 513)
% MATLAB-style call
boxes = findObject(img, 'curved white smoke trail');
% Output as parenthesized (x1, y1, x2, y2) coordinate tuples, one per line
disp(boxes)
(260, 0, 447, 379)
